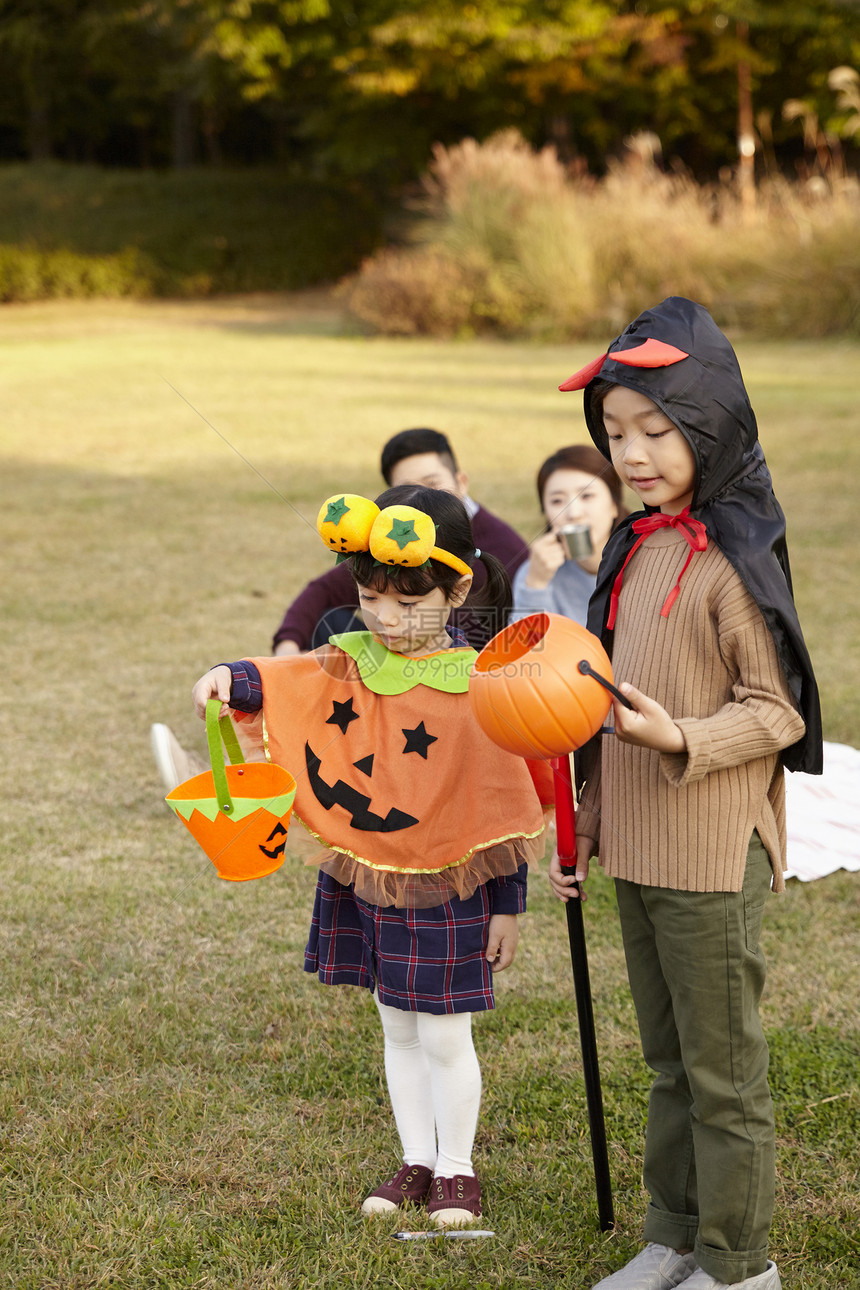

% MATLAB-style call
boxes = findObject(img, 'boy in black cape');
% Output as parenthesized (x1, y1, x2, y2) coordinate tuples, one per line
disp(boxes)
(551, 297, 822, 1290)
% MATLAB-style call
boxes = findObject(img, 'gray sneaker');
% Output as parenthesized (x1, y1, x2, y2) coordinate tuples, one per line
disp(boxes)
(593, 1244, 696, 1290)
(682, 1261, 781, 1290)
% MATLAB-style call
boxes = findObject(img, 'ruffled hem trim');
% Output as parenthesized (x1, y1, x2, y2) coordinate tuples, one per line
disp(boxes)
(306, 831, 546, 908)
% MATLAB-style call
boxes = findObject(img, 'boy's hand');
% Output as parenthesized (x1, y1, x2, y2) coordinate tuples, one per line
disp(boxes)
(191, 665, 233, 720)
(548, 834, 592, 902)
(612, 683, 687, 754)
(485, 914, 519, 972)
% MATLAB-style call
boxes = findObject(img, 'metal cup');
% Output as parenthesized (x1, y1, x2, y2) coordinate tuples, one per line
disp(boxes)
(558, 523, 594, 560)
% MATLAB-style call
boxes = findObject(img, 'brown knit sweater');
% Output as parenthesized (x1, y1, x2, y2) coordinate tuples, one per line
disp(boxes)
(576, 527, 806, 893)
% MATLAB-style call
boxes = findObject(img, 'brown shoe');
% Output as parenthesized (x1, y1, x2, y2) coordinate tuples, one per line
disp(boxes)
(361, 1163, 434, 1215)
(427, 1173, 482, 1226)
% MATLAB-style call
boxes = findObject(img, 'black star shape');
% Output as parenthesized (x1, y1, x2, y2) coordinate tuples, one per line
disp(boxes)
(326, 697, 360, 735)
(401, 721, 438, 759)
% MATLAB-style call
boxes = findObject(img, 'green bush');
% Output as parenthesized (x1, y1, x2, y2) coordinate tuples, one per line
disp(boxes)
(0, 163, 382, 300)
(342, 131, 860, 339)
(0, 243, 156, 301)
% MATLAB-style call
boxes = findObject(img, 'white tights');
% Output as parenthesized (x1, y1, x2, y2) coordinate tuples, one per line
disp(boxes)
(374, 993, 482, 1178)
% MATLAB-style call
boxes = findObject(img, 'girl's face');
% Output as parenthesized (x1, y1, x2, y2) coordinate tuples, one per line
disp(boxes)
(602, 385, 696, 515)
(357, 578, 470, 657)
(541, 468, 619, 562)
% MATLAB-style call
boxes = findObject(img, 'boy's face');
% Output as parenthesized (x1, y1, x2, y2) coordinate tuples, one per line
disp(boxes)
(602, 385, 696, 515)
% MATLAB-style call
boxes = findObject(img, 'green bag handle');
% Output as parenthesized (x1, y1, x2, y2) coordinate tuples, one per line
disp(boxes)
(205, 697, 245, 816)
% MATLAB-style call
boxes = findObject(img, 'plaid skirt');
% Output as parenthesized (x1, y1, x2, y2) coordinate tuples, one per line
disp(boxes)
(304, 872, 500, 1014)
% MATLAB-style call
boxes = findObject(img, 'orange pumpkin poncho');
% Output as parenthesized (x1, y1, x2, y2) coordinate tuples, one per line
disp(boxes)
(238, 632, 546, 908)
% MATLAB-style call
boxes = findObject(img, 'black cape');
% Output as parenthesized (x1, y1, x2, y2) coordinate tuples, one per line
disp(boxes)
(563, 296, 822, 775)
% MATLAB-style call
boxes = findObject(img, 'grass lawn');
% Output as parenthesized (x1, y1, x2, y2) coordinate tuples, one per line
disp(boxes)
(2, 296, 858, 1288)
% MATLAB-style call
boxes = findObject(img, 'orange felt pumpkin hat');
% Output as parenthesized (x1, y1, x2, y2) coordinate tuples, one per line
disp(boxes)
(317, 493, 472, 577)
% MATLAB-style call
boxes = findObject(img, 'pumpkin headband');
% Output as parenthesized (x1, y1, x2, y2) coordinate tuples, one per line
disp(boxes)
(316, 494, 473, 578)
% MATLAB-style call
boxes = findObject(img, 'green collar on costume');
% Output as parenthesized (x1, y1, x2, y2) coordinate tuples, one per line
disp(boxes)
(330, 631, 477, 695)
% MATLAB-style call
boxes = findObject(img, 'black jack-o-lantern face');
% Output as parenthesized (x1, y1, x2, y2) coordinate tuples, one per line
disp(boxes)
(304, 697, 439, 833)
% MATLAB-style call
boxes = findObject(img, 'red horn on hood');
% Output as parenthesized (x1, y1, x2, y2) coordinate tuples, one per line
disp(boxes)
(558, 353, 607, 391)
(559, 338, 689, 391)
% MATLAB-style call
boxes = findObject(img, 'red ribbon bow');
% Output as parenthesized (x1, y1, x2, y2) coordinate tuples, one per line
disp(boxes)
(607, 507, 707, 630)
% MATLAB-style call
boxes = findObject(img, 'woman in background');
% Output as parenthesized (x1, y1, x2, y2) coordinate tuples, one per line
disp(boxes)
(510, 444, 625, 624)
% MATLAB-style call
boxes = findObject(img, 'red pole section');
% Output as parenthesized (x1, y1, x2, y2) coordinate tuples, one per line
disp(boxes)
(554, 751, 577, 872)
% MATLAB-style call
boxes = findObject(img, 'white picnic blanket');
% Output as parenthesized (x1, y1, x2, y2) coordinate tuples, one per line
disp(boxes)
(784, 741, 860, 882)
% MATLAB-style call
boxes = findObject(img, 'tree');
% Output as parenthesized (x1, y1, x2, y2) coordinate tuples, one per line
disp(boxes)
(0, 0, 103, 159)
(0, 0, 856, 178)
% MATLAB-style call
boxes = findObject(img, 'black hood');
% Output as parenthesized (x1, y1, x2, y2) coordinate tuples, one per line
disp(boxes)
(562, 296, 822, 774)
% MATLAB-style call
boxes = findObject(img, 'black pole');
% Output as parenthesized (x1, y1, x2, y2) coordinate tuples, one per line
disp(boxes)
(553, 754, 614, 1232)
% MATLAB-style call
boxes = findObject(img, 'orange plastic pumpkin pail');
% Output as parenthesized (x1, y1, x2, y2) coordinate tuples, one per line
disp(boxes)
(165, 699, 297, 881)
(469, 613, 614, 758)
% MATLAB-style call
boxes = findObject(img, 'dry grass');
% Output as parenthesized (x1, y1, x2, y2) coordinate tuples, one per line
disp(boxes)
(344, 131, 860, 341)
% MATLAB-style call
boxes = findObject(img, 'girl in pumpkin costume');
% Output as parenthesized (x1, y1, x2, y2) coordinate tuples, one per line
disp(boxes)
(192, 485, 547, 1226)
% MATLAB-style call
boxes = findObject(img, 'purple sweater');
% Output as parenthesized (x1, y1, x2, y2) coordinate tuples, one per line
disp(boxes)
(272, 502, 528, 652)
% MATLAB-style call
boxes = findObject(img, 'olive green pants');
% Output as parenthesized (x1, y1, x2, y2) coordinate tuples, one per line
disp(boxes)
(614, 833, 774, 1284)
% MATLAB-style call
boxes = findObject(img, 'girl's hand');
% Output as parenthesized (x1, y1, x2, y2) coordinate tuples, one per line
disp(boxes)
(548, 834, 592, 902)
(523, 531, 566, 589)
(612, 683, 687, 754)
(485, 914, 519, 972)
(191, 665, 233, 720)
